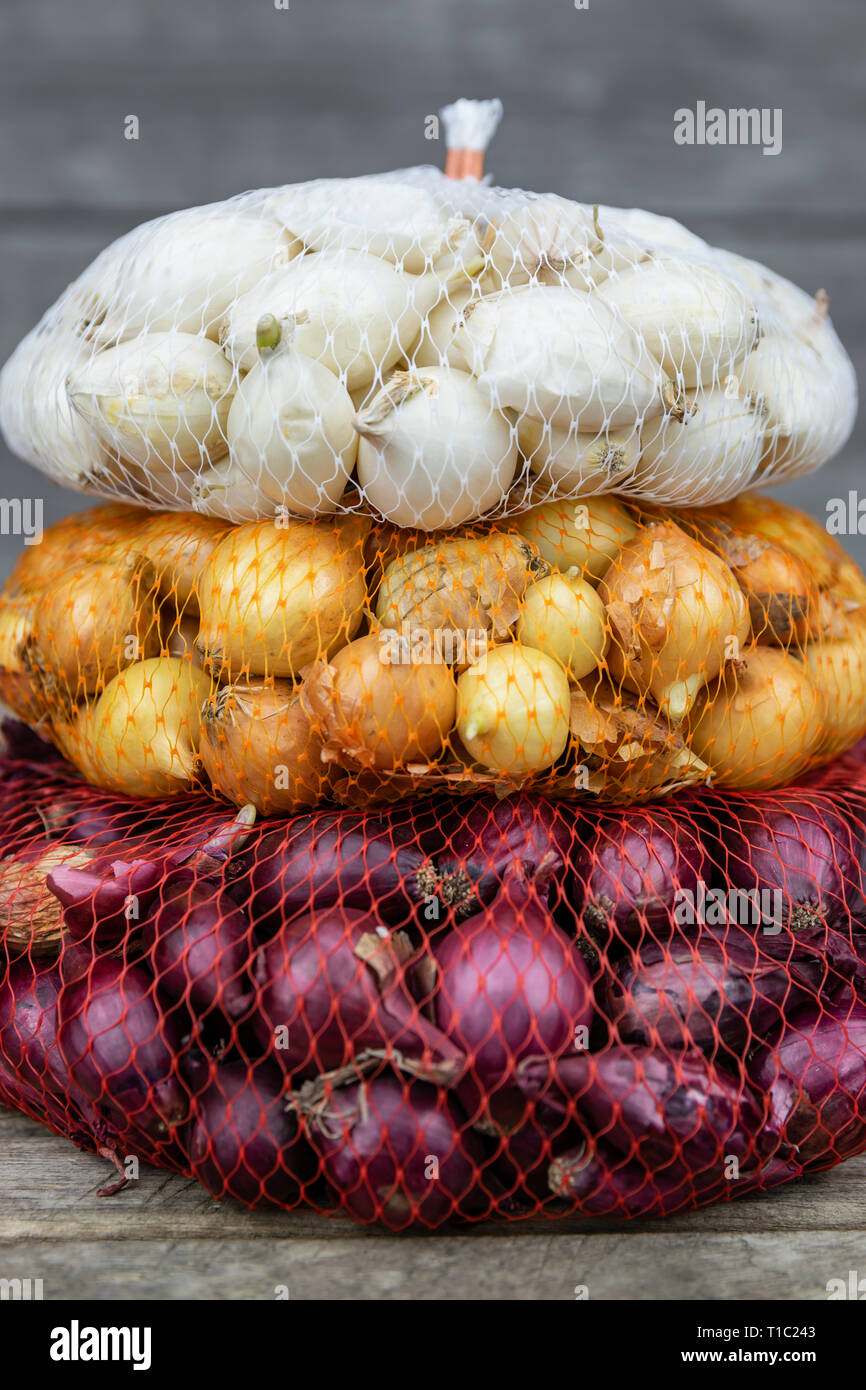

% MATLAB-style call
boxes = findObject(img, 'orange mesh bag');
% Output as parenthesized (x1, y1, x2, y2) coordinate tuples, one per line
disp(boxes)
(0, 101, 855, 529)
(2, 491, 865, 806)
(1, 720, 866, 1227)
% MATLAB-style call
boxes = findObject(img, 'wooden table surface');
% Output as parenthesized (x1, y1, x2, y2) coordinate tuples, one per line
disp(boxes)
(2, 1104, 864, 1300)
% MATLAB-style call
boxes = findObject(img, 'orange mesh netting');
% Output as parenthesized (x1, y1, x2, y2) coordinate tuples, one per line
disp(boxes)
(1, 491, 864, 809)
(2, 718, 866, 1229)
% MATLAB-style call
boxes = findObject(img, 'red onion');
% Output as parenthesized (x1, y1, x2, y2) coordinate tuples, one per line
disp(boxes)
(548, 1135, 731, 1216)
(297, 1073, 484, 1229)
(244, 802, 446, 927)
(184, 1059, 314, 1207)
(518, 1046, 772, 1177)
(57, 956, 188, 1153)
(605, 933, 820, 1054)
(47, 858, 162, 945)
(748, 997, 866, 1164)
(429, 872, 593, 1125)
(0, 960, 68, 1096)
(253, 908, 463, 1079)
(571, 808, 710, 947)
(435, 794, 574, 916)
(0, 959, 135, 1189)
(719, 795, 866, 933)
(142, 873, 255, 1022)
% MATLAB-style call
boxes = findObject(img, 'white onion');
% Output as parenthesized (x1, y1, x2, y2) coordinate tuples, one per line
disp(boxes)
(738, 332, 856, 480)
(85, 204, 300, 343)
(218, 315, 356, 518)
(518, 416, 640, 492)
(269, 175, 478, 274)
(68, 332, 235, 474)
(355, 366, 518, 530)
(633, 389, 765, 504)
(448, 285, 664, 432)
(594, 259, 759, 387)
(219, 250, 441, 390)
(0, 325, 103, 490)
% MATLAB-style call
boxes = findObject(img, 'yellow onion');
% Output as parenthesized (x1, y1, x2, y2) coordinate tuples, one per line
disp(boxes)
(456, 642, 571, 776)
(303, 632, 457, 771)
(515, 496, 638, 584)
(134, 512, 229, 614)
(0, 845, 93, 955)
(598, 522, 750, 722)
(689, 646, 823, 789)
(375, 533, 547, 657)
(198, 679, 328, 812)
(720, 493, 862, 598)
(31, 554, 160, 700)
(0, 595, 43, 723)
(196, 517, 368, 679)
(58, 657, 211, 797)
(687, 516, 821, 648)
(804, 615, 866, 756)
(3, 503, 143, 597)
(516, 572, 609, 679)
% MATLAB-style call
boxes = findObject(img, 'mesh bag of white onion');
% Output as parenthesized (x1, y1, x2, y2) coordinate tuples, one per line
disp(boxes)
(0, 100, 856, 531)
(2, 718, 866, 1229)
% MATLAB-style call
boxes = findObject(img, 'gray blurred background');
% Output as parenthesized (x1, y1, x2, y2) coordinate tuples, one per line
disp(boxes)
(0, 0, 862, 582)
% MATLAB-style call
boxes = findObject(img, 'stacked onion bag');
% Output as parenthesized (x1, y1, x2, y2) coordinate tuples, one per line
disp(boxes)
(1, 492, 866, 805)
(2, 101, 866, 1229)
(2, 722, 866, 1228)
(0, 103, 856, 528)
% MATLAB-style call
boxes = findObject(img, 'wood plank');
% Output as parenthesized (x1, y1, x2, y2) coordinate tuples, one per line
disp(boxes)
(0, 1229, 861, 1300)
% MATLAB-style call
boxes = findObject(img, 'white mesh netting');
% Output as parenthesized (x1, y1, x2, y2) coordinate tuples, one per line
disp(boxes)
(0, 104, 857, 531)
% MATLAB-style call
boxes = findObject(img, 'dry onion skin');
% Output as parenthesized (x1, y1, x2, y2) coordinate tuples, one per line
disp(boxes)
(0, 845, 93, 955)
(514, 496, 638, 584)
(599, 521, 750, 722)
(375, 532, 548, 656)
(677, 511, 822, 649)
(689, 646, 823, 789)
(56, 656, 211, 797)
(456, 642, 571, 777)
(196, 516, 368, 680)
(516, 571, 609, 679)
(722, 493, 866, 602)
(198, 679, 329, 812)
(303, 632, 457, 771)
(31, 553, 160, 701)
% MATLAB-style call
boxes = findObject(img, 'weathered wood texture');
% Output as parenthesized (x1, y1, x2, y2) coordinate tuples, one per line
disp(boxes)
(2, 1106, 865, 1299)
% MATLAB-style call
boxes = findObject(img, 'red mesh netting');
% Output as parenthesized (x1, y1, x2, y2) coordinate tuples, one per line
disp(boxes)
(2, 716, 866, 1230)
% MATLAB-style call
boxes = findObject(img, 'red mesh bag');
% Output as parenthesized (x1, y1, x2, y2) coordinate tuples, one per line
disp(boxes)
(2, 716, 866, 1229)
